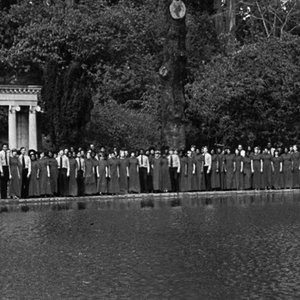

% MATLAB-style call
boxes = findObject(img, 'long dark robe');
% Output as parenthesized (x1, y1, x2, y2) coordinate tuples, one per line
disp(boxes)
(152, 157, 161, 192)
(160, 156, 171, 191)
(195, 154, 204, 191)
(39, 157, 51, 196)
(119, 158, 129, 194)
(211, 154, 220, 190)
(243, 156, 252, 190)
(179, 156, 188, 192)
(224, 154, 235, 190)
(9, 156, 21, 198)
(108, 158, 120, 194)
(281, 153, 292, 188)
(28, 160, 40, 197)
(68, 158, 78, 197)
(186, 156, 197, 191)
(128, 157, 140, 193)
(272, 156, 283, 189)
(262, 153, 272, 188)
(251, 154, 262, 190)
(97, 159, 108, 194)
(85, 158, 96, 195)
(217, 154, 225, 190)
(48, 157, 58, 195)
(291, 151, 300, 188)
(234, 155, 243, 190)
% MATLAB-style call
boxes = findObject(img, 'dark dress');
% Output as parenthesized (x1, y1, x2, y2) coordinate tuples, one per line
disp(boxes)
(291, 151, 300, 188)
(217, 154, 225, 190)
(186, 156, 197, 191)
(48, 157, 58, 195)
(251, 153, 262, 190)
(108, 158, 120, 194)
(272, 156, 283, 189)
(68, 157, 78, 197)
(195, 154, 204, 191)
(262, 153, 272, 188)
(234, 155, 243, 190)
(281, 153, 292, 188)
(97, 159, 108, 194)
(224, 154, 235, 190)
(160, 156, 171, 192)
(179, 156, 188, 192)
(28, 160, 40, 197)
(119, 158, 129, 194)
(9, 156, 21, 198)
(211, 154, 220, 190)
(85, 158, 96, 195)
(243, 156, 252, 190)
(128, 157, 140, 193)
(39, 157, 51, 196)
(152, 157, 161, 192)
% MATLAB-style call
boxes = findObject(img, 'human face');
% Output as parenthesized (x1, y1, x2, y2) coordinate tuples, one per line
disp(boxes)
(2, 145, 8, 151)
(21, 148, 26, 155)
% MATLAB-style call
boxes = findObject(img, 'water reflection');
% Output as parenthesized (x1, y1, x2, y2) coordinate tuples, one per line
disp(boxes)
(1, 193, 300, 299)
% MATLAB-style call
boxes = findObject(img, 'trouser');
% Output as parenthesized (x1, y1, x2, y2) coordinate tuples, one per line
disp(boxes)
(21, 168, 29, 198)
(139, 167, 148, 193)
(1, 166, 9, 199)
(77, 170, 85, 196)
(58, 168, 68, 196)
(204, 166, 211, 191)
(169, 167, 179, 192)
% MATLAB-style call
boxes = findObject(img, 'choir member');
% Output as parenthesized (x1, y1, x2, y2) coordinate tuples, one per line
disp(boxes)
(160, 152, 171, 192)
(152, 150, 162, 193)
(211, 149, 220, 190)
(56, 149, 70, 197)
(262, 148, 272, 189)
(48, 151, 58, 196)
(195, 149, 204, 191)
(186, 150, 196, 191)
(179, 150, 188, 192)
(271, 150, 283, 189)
(147, 148, 155, 193)
(39, 152, 51, 197)
(234, 149, 243, 190)
(19, 147, 31, 198)
(137, 149, 149, 193)
(68, 151, 78, 197)
(0, 143, 10, 199)
(97, 153, 108, 195)
(251, 147, 263, 190)
(28, 152, 40, 198)
(84, 151, 97, 195)
(76, 151, 85, 196)
(241, 150, 252, 190)
(119, 150, 129, 194)
(291, 145, 300, 188)
(108, 152, 120, 194)
(281, 147, 292, 189)
(128, 151, 140, 193)
(168, 148, 180, 192)
(203, 146, 212, 191)
(224, 149, 235, 190)
(9, 149, 21, 199)
(217, 148, 225, 190)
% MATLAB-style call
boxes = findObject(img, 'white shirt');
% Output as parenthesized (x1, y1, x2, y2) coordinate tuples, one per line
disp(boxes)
(168, 154, 181, 171)
(18, 154, 32, 175)
(137, 155, 150, 172)
(204, 153, 212, 170)
(56, 155, 70, 175)
(0, 150, 10, 168)
(76, 157, 85, 173)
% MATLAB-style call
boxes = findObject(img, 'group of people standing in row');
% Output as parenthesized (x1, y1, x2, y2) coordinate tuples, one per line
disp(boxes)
(0, 142, 299, 199)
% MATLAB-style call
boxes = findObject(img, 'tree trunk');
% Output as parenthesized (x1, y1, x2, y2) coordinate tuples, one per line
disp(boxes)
(160, 0, 187, 149)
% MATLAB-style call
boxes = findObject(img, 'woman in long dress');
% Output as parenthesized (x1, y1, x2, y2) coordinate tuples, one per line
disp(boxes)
(85, 151, 97, 195)
(28, 152, 40, 197)
(281, 147, 293, 189)
(234, 149, 243, 190)
(108, 152, 120, 194)
(68, 152, 78, 197)
(48, 151, 58, 196)
(152, 150, 161, 193)
(39, 152, 51, 196)
(160, 153, 171, 192)
(291, 145, 300, 188)
(223, 149, 235, 190)
(211, 149, 220, 190)
(128, 151, 140, 193)
(195, 149, 204, 191)
(9, 149, 21, 199)
(97, 153, 108, 194)
(271, 150, 283, 189)
(261, 148, 272, 189)
(186, 150, 196, 191)
(251, 147, 263, 190)
(241, 150, 252, 190)
(119, 150, 129, 194)
(179, 151, 188, 192)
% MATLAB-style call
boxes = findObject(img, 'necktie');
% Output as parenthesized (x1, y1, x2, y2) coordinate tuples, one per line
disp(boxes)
(5, 151, 8, 166)
(141, 155, 143, 166)
(60, 156, 63, 168)
(79, 158, 82, 170)
(22, 155, 25, 168)
(170, 155, 173, 167)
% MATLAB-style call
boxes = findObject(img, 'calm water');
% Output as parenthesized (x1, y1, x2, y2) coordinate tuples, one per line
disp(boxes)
(1, 193, 300, 299)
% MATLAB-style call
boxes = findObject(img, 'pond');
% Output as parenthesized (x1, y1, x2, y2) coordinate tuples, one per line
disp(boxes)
(1, 192, 300, 299)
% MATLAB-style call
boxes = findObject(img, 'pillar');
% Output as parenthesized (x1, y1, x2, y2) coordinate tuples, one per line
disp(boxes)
(8, 106, 17, 149)
(29, 106, 37, 151)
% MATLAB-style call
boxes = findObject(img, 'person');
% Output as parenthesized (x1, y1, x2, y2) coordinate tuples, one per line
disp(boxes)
(262, 148, 272, 189)
(108, 152, 120, 194)
(223, 148, 235, 190)
(76, 151, 85, 196)
(271, 150, 283, 189)
(9, 149, 21, 199)
(179, 150, 188, 192)
(152, 150, 161, 193)
(39, 152, 51, 197)
(186, 150, 196, 191)
(251, 147, 263, 190)
(282, 147, 292, 189)
(147, 148, 155, 193)
(160, 152, 171, 192)
(234, 148, 243, 190)
(97, 153, 108, 194)
(91, 151, 99, 194)
(291, 145, 300, 189)
(195, 149, 204, 191)
(0, 143, 10, 199)
(203, 146, 212, 191)
(19, 147, 31, 198)
(241, 150, 252, 190)
(28, 152, 40, 197)
(211, 149, 220, 190)
(137, 149, 149, 193)
(68, 151, 78, 197)
(168, 148, 180, 192)
(217, 148, 225, 190)
(56, 149, 70, 197)
(84, 151, 97, 195)
(119, 150, 129, 194)
(48, 151, 58, 196)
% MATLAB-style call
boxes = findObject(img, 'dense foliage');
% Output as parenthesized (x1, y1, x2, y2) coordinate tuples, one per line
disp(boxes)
(0, 0, 300, 149)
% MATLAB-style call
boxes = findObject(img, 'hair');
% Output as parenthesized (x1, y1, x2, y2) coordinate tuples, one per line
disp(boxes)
(2, 143, 8, 148)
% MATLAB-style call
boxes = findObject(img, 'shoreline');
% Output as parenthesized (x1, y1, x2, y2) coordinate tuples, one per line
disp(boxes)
(1, 189, 300, 213)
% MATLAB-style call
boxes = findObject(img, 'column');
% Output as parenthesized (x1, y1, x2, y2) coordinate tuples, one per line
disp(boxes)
(8, 106, 17, 149)
(29, 106, 37, 151)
